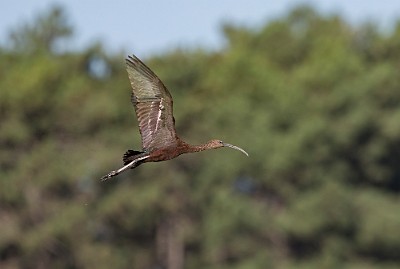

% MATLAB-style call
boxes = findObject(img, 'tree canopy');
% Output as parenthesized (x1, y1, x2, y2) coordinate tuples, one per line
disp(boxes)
(0, 5, 399, 269)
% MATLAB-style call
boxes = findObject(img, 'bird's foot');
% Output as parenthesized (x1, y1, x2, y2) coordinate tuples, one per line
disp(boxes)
(100, 170, 118, 181)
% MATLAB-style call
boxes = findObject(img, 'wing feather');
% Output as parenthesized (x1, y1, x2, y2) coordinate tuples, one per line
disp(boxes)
(126, 55, 177, 150)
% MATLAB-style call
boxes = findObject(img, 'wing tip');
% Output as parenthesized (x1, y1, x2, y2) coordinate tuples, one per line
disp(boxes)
(125, 54, 155, 78)
(125, 54, 137, 67)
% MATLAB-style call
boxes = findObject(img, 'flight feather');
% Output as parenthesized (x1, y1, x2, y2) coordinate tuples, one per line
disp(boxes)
(125, 55, 177, 151)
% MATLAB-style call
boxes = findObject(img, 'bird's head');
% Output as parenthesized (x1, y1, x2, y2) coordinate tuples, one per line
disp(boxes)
(207, 139, 249, 156)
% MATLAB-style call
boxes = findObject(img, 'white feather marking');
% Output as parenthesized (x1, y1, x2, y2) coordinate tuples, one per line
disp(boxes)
(155, 98, 164, 132)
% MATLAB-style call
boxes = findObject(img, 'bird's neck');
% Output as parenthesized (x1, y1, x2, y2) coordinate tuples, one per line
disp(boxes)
(179, 141, 210, 154)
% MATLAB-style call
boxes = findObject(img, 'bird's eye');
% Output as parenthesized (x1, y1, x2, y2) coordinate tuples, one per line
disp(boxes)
(219, 140, 224, 144)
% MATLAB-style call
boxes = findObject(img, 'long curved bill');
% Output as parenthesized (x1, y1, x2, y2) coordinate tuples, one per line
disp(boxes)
(223, 143, 249, 156)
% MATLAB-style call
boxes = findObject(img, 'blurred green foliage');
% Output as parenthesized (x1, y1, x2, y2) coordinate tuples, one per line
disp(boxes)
(0, 5, 399, 269)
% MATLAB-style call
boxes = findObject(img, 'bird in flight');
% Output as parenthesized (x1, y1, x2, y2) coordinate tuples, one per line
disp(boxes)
(101, 54, 248, 181)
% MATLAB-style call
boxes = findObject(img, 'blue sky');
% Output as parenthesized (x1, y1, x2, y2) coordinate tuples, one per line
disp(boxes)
(2, 1, 400, 56)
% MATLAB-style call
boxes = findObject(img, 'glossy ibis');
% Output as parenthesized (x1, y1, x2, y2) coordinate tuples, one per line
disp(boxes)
(100, 54, 248, 181)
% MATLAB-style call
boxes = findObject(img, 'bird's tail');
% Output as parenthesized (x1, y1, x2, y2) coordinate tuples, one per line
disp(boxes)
(123, 149, 144, 165)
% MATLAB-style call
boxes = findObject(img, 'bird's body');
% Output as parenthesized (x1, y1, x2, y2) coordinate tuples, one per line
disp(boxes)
(101, 54, 248, 181)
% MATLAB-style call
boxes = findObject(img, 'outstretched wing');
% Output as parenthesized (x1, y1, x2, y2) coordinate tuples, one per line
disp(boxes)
(126, 54, 177, 151)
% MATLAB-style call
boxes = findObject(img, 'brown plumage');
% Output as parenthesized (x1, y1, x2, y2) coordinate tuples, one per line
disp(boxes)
(100, 54, 248, 181)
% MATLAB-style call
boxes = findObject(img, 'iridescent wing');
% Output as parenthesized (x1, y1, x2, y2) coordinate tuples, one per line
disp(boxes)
(125, 55, 177, 151)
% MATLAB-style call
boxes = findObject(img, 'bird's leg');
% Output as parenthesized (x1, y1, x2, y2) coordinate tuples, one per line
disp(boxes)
(100, 155, 149, 181)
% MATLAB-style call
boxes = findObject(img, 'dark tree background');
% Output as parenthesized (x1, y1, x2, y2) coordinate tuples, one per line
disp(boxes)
(0, 5, 399, 269)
